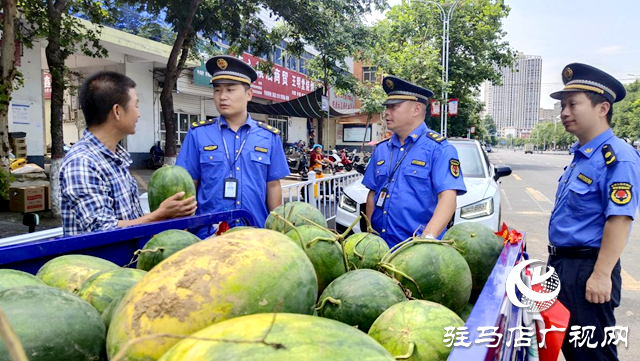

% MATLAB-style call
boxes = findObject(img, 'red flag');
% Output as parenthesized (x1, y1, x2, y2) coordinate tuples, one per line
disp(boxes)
(448, 98, 459, 117)
(430, 99, 441, 117)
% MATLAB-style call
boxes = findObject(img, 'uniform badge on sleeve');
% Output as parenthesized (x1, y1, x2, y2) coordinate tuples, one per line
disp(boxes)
(610, 182, 632, 205)
(450, 159, 460, 178)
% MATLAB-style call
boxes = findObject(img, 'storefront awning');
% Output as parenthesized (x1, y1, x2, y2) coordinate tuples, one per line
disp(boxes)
(247, 88, 354, 118)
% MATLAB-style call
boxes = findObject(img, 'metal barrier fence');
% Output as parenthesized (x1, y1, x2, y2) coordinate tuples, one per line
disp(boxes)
(281, 171, 363, 222)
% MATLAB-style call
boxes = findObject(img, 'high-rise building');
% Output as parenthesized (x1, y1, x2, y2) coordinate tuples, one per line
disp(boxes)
(484, 53, 542, 137)
(539, 108, 555, 122)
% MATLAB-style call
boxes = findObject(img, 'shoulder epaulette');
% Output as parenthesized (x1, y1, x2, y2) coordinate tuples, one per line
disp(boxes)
(426, 131, 445, 143)
(602, 144, 618, 167)
(256, 121, 280, 134)
(375, 137, 391, 146)
(191, 117, 216, 129)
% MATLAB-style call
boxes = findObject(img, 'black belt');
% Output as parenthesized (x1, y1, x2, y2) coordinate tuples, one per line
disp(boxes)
(548, 244, 599, 258)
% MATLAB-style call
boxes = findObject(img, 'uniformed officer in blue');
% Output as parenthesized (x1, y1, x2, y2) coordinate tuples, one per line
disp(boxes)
(177, 55, 290, 238)
(548, 63, 640, 360)
(362, 76, 466, 247)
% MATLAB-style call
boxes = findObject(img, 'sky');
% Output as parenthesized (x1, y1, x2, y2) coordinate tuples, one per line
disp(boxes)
(367, 0, 640, 108)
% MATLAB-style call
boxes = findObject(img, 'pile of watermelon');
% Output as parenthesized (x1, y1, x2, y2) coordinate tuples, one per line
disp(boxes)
(0, 199, 505, 361)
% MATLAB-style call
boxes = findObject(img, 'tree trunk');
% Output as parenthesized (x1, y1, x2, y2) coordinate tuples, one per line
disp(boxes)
(0, 0, 17, 168)
(45, 0, 67, 217)
(159, 0, 201, 164)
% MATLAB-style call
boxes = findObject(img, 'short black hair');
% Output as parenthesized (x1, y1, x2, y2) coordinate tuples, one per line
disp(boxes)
(79, 71, 137, 127)
(585, 92, 613, 124)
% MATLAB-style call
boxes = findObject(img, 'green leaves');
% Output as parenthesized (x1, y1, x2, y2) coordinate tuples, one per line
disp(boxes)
(612, 81, 640, 142)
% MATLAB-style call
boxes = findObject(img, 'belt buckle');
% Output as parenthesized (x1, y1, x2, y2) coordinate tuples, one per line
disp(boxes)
(547, 244, 557, 256)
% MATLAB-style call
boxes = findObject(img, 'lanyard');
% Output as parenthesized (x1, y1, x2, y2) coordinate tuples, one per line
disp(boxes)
(219, 121, 251, 177)
(385, 129, 426, 186)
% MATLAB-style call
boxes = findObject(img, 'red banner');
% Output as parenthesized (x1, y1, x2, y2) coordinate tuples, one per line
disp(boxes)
(241, 53, 315, 102)
(448, 98, 459, 117)
(430, 99, 441, 117)
(43, 72, 52, 99)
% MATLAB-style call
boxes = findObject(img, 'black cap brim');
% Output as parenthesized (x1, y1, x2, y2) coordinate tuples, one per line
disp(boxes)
(382, 99, 408, 106)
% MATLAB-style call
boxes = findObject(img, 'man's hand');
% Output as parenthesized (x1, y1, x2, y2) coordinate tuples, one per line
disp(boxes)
(586, 270, 612, 303)
(151, 192, 197, 221)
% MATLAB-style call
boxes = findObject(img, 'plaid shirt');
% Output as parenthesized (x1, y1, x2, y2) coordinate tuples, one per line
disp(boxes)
(60, 130, 143, 235)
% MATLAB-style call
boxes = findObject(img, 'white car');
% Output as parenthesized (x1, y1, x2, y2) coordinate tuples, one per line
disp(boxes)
(335, 138, 512, 234)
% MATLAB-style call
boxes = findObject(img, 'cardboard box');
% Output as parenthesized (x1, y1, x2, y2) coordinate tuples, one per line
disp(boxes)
(9, 186, 45, 213)
(42, 184, 51, 210)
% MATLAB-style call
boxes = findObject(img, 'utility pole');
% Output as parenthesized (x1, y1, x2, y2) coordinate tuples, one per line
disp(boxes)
(413, 0, 459, 137)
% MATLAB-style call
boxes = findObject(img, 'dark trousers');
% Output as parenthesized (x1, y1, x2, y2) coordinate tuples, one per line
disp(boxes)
(548, 255, 621, 361)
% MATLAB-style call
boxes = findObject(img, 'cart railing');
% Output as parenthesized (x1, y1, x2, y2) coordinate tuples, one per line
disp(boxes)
(0, 210, 257, 274)
(281, 171, 362, 222)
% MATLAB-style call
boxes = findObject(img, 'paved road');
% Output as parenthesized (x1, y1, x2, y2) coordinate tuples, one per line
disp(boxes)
(491, 149, 639, 359)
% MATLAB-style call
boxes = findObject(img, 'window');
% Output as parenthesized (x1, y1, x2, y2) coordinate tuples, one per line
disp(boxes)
(268, 115, 288, 142)
(287, 56, 298, 71)
(362, 66, 377, 83)
(160, 112, 199, 149)
(299, 52, 312, 75)
(274, 47, 284, 66)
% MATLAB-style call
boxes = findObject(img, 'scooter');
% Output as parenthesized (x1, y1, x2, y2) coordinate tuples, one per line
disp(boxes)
(147, 141, 165, 169)
(340, 149, 354, 172)
(330, 150, 345, 173)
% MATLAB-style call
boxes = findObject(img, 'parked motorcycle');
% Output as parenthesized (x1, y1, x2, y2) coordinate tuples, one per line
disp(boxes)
(340, 149, 354, 172)
(287, 149, 309, 177)
(147, 141, 165, 169)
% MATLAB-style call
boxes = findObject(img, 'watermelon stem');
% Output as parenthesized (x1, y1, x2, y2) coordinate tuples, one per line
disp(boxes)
(0, 306, 28, 361)
(269, 212, 305, 249)
(315, 296, 342, 315)
(394, 340, 415, 360)
(122, 247, 166, 268)
(360, 212, 379, 235)
(339, 214, 363, 241)
(377, 262, 425, 299)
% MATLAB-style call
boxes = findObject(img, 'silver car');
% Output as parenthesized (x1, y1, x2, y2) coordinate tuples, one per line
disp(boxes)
(335, 139, 512, 234)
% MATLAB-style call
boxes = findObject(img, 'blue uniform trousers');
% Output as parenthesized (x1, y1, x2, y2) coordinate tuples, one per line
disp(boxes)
(548, 255, 621, 361)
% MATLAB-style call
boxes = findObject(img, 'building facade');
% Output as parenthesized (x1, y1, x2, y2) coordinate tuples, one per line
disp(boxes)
(484, 53, 542, 137)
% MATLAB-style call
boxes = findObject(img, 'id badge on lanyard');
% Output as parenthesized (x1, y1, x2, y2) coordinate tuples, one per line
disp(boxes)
(223, 178, 238, 200)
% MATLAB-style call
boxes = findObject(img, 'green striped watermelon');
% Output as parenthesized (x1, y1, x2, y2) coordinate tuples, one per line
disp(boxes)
(148, 165, 196, 212)
(36, 255, 119, 294)
(316, 269, 407, 332)
(265, 201, 327, 233)
(78, 268, 146, 314)
(0, 269, 48, 292)
(0, 285, 105, 361)
(344, 232, 389, 270)
(136, 229, 200, 271)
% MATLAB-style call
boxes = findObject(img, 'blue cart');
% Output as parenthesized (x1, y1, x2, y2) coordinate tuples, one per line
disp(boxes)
(0, 210, 257, 274)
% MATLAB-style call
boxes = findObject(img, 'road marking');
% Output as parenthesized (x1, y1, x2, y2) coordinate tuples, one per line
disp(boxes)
(525, 188, 549, 212)
(501, 189, 512, 211)
(131, 171, 148, 191)
(622, 269, 640, 291)
(526, 187, 549, 203)
(515, 211, 549, 215)
(512, 174, 522, 181)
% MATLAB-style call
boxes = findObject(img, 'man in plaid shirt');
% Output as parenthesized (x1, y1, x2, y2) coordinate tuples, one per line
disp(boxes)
(60, 71, 197, 235)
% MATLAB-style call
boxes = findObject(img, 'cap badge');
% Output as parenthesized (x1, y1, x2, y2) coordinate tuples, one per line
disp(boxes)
(563, 67, 573, 81)
(217, 58, 228, 70)
(385, 79, 394, 90)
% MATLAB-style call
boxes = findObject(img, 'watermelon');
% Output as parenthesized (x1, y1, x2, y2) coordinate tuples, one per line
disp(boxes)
(443, 222, 504, 298)
(458, 303, 474, 322)
(316, 269, 407, 332)
(136, 229, 200, 271)
(386, 240, 471, 313)
(344, 232, 389, 269)
(36, 254, 119, 294)
(0, 285, 105, 361)
(0, 269, 48, 292)
(102, 292, 127, 329)
(106, 228, 318, 360)
(223, 226, 256, 234)
(265, 201, 327, 233)
(147, 165, 196, 212)
(158, 313, 395, 361)
(286, 225, 346, 293)
(78, 268, 146, 314)
(368, 300, 465, 361)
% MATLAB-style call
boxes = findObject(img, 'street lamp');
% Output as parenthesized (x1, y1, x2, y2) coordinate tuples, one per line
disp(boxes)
(412, 0, 459, 137)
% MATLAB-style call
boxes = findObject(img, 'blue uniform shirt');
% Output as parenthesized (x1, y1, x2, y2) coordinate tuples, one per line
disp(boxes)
(362, 123, 467, 247)
(549, 129, 640, 248)
(176, 114, 290, 238)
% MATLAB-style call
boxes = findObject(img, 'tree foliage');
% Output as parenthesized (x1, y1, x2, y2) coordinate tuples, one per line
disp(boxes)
(612, 80, 640, 143)
(360, 0, 515, 137)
